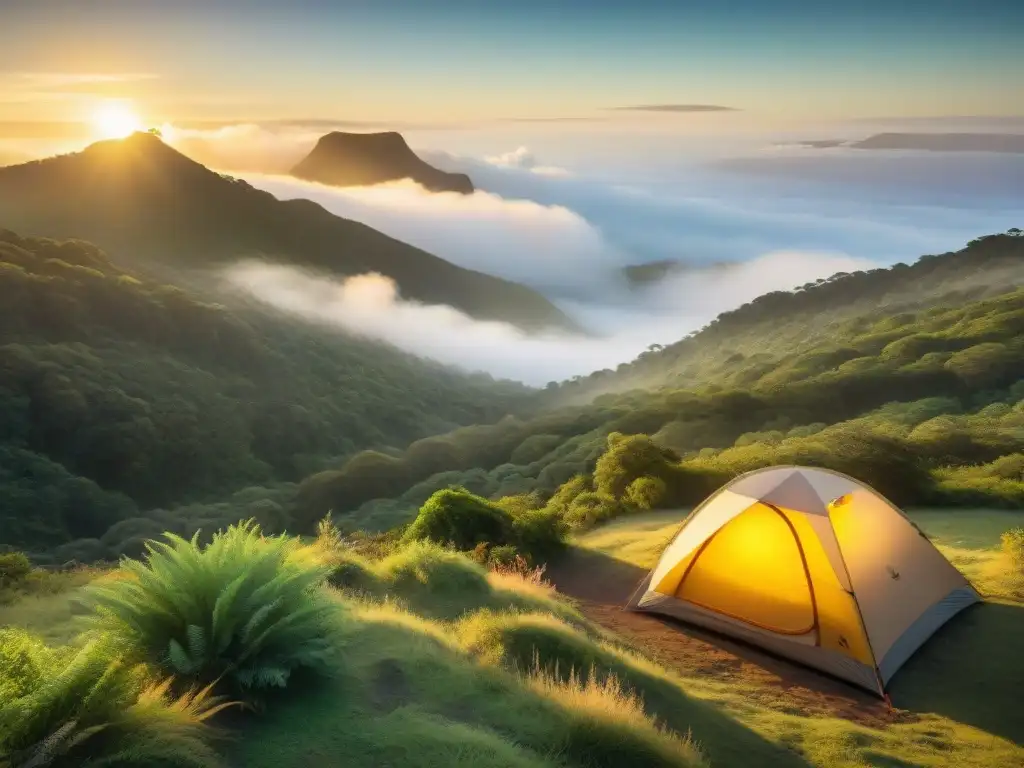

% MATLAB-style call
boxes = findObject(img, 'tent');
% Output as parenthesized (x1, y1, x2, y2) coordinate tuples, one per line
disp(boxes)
(626, 466, 980, 696)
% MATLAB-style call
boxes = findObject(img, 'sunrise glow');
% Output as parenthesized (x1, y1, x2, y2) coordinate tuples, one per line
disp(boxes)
(91, 100, 143, 140)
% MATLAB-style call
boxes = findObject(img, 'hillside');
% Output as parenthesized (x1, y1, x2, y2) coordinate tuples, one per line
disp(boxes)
(289, 231, 1024, 533)
(292, 131, 475, 193)
(560, 230, 1024, 399)
(0, 132, 572, 332)
(0, 229, 536, 556)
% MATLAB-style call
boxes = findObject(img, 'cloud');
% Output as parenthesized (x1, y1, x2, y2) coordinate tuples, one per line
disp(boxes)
(161, 125, 1023, 382)
(483, 146, 571, 177)
(239, 173, 622, 299)
(162, 122, 319, 173)
(609, 104, 739, 112)
(222, 251, 872, 385)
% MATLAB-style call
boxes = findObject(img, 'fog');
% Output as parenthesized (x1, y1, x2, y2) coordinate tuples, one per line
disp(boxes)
(222, 249, 872, 385)
(175, 121, 1024, 384)
(0, 114, 1019, 384)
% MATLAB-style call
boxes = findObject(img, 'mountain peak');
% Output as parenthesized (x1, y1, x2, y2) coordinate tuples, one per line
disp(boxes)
(291, 130, 474, 194)
(0, 135, 574, 334)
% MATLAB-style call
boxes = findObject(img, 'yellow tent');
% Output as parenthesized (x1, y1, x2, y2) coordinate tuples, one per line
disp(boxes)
(626, 466, 980, 696)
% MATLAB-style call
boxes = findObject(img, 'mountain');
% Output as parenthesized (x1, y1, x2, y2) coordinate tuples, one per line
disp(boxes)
(850, 132, 1024, 153)
(0, 132, 572, 332)
(291, 131, 475, 193)
(0, 228, 537, 556)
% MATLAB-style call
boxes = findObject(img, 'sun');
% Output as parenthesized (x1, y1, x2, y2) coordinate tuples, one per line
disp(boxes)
(90, 100, 143, 140)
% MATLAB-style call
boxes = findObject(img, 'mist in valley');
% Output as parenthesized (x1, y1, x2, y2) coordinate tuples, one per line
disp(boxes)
(199, 119, 1021, 385)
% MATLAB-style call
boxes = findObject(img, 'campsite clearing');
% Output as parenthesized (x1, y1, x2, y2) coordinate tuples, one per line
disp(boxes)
(549, 507, 1024, 767)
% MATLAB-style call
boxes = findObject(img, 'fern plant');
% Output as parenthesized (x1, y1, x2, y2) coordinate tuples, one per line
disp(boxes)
(0, 632, 230, 768)
(86, 519, 338, 692)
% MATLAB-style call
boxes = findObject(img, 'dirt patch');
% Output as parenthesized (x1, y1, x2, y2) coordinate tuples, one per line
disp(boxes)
(548, 549, 914, 730)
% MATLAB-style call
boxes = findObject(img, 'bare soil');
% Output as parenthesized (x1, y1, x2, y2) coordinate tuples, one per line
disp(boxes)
(547, 549, 914, 729)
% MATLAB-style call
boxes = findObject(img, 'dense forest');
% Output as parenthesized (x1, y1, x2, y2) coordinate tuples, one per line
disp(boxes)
(3, 227, 1023, 566)
(553, 229, 1024, 400)
(0, 229, 534, 557)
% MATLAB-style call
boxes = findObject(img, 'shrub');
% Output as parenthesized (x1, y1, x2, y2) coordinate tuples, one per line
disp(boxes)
(403, 487, 514, 551)
(0, 632, 230, 768)
(0, 552, 31, 584)
(624, 476, 668, 510)
(563, 492, 623, 530)
(87, 520, 337, 693)
(593, 434, 679, 499)
(511, 507, 568, 561)
(1003, 527, 1024, 566)
(487, 544, 521, 569)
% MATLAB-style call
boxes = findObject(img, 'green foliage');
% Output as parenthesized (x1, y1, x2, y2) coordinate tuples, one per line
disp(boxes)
(402, 486, 568, 565)
(403, 488, 514, 552)
(563, 492, 625, 531)
(0, 230, 534, 552)
(594, 434, 679, 499)
(511, 507, 569, 560)
(0, 632, 229, 768)
(0, 553, 31, 584)
(624, 476, 668, 510)
(1001, 528, 1024, 566)
(87, 520, 338, 692)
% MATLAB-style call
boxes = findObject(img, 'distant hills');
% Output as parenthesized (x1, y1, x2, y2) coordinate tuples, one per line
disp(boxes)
(784, 132, 1024, 154)
(291, 131, 475, 193)
(554, 229, 1024, 399)
(0, 132, 572, 332)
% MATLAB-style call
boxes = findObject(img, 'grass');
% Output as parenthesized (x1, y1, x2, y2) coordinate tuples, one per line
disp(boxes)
(0, 567, 123, 646)
(2, 513, 1020, 767)
(569, 506, 1024, 766)
(226, 589, 710, 768)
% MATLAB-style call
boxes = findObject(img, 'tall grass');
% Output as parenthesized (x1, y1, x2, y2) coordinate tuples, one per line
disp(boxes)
(0, 629, 230, 768)
(527, 661, 706, 768)
(86, 520, 338, 692)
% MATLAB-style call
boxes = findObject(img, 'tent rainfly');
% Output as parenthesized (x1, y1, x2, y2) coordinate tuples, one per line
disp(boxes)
(626, 466, 981, 696)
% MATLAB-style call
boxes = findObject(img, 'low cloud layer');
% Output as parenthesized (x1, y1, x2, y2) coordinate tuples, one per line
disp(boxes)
(240, 173, 624, 299)
(230, 139, 1020, 382)
(223, 250, 871, 385)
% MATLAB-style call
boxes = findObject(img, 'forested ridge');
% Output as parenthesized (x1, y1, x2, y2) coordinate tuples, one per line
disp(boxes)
(3, 227, 1023, 565)
(0, 229, 533, 557)
(553, 229, 1024, 400)
(298, 230, 1024, 536)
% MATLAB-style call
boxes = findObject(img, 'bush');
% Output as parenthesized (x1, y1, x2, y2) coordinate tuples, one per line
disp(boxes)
(0, 552, 31, 584)
(0, 630, 230, 768)
(487, 544, 521, 569)
(1003, 527, 1024, 566)
(563, 492, 624, 531)
(87, 520, 337, 693)
(403, 487, 514, 551)
(593, 434, 679, 499)
(511, 507, 569, 561)
(624, 476, 667, 510)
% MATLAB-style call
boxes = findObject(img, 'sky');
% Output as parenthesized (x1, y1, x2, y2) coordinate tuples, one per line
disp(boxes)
(0, 0, 1022, 384)
(1, 0, 1022, 130)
